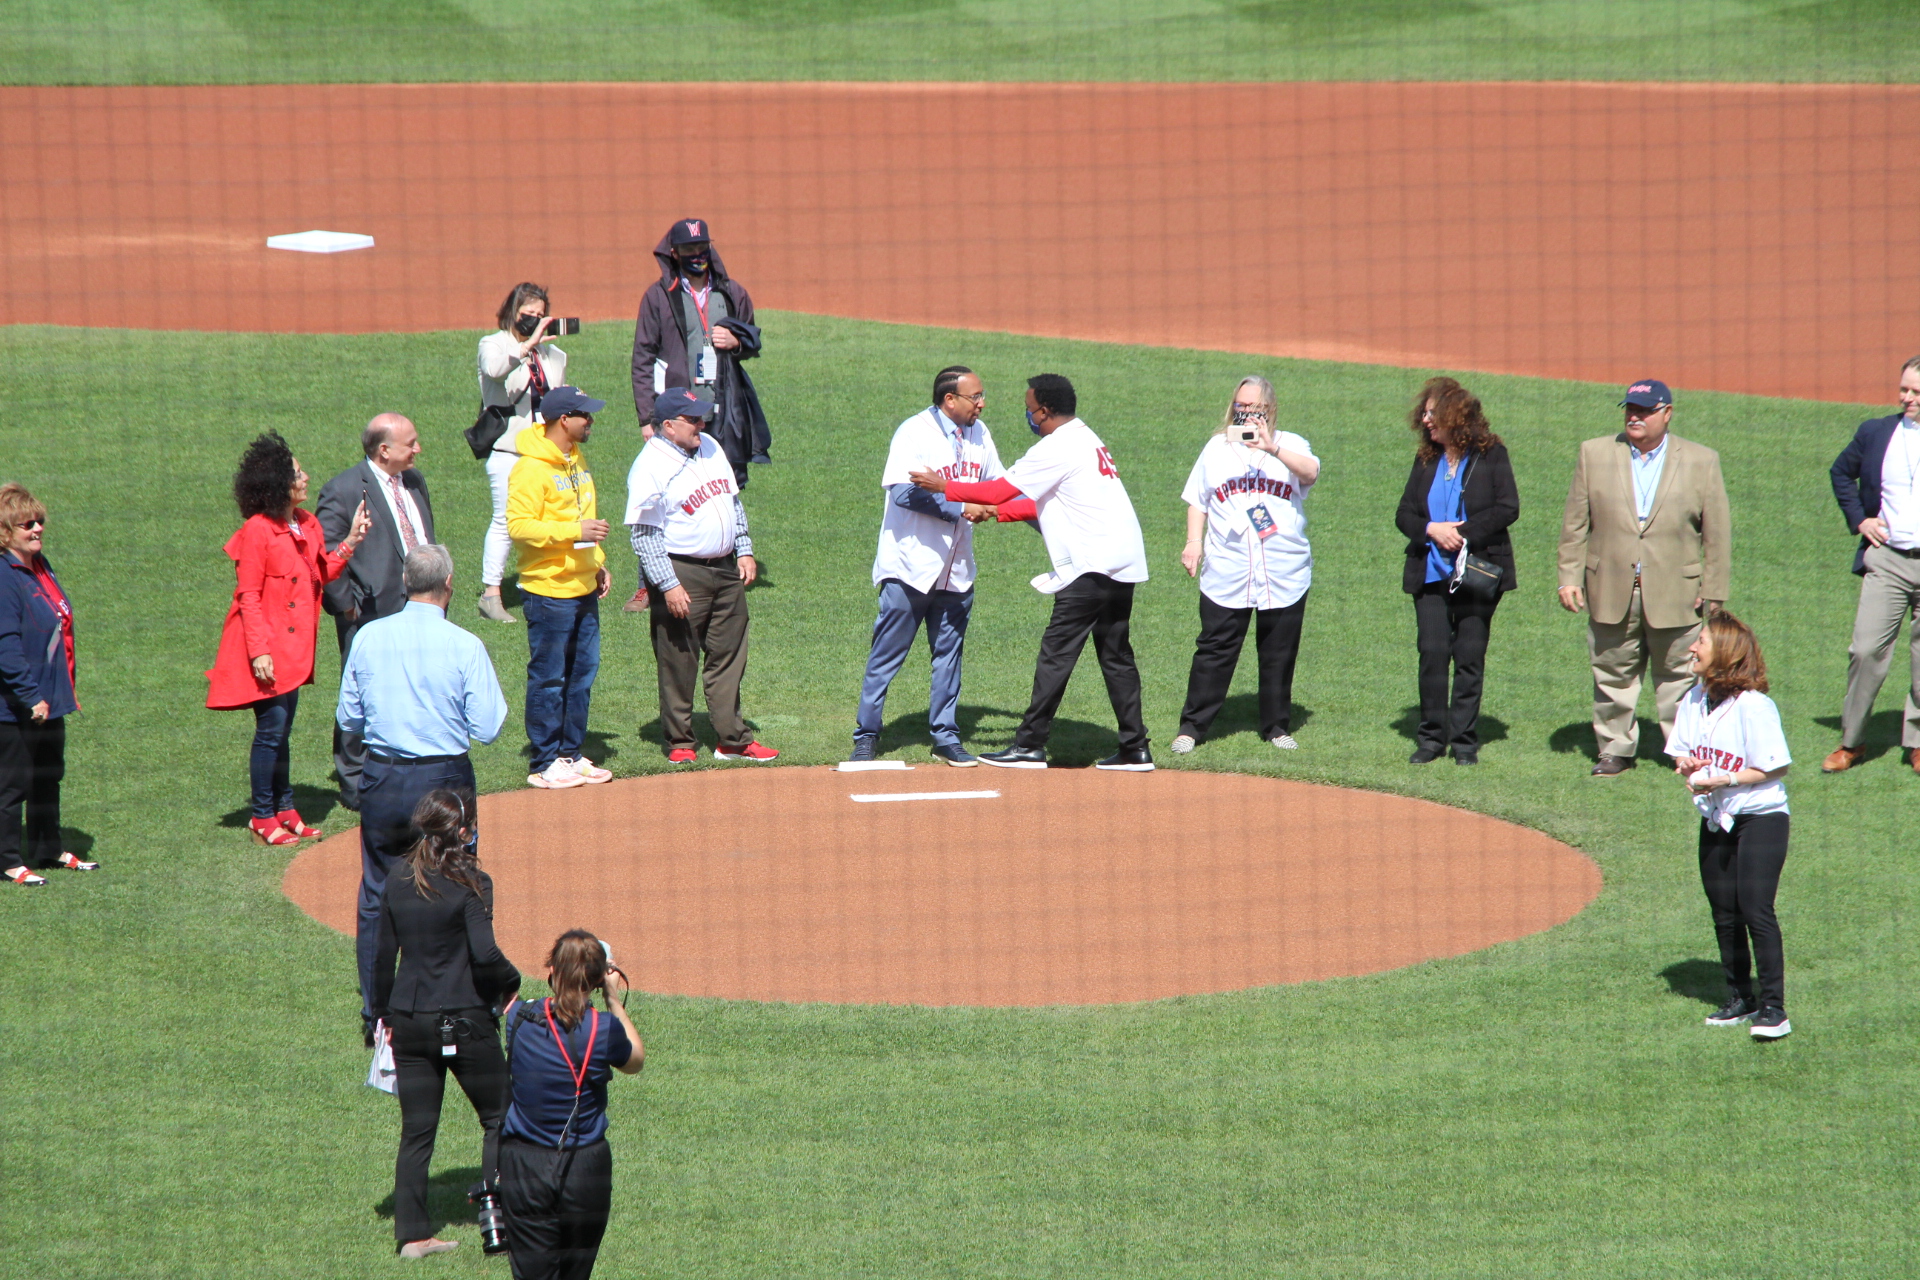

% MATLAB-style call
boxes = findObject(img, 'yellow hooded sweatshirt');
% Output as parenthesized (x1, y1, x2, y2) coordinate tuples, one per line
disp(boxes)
(505, 423, 606, 599)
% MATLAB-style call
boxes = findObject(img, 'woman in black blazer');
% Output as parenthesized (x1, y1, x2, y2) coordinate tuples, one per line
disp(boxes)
(1393, 377, 1519, 765)
(371, 788, 521, 1260)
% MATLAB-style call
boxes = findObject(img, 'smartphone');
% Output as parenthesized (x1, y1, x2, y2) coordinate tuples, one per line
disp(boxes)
(1232, 425, 1260, 444)
(1230, 407, 1263, 443)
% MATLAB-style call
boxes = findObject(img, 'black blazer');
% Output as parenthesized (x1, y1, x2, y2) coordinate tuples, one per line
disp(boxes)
(316, 460, 435, 646)
(371, 867, 519, 1020)
(1831, 413, 1904, 575)
(1395, 443, 1520, 595)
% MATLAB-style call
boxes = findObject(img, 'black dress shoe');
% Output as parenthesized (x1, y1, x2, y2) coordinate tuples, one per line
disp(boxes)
(1095, 747, 1155, 772)
(1409, 747, 1442, 765)
(979, 746, 1048, 769)
(1453, 750, 1478, 766)
(1591, 755, 1636, 777)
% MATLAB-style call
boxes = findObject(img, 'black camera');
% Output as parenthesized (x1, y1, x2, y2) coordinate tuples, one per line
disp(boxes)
(470, 1181, 509, 1255)
(514, 315, 582, 339)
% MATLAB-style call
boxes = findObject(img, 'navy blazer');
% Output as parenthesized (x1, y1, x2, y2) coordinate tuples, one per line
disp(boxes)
(1831, 413, 1906, 575)
(0, 553, 76, 724)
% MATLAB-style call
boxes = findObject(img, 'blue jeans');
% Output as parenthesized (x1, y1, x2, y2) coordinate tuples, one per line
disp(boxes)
(856, 580, 972, 747)
(249, 691, 299, 818)
(523, 590, 600, 772)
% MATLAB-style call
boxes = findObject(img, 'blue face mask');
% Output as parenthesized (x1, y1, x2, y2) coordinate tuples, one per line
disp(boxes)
(1026, 409, 1043, 436)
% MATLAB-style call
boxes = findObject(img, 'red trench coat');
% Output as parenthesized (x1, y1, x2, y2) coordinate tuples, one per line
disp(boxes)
(205, 510, 349, 709)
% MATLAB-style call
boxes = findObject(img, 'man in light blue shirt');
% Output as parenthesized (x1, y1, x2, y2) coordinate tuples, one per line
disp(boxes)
(337, 543, 507, 1037)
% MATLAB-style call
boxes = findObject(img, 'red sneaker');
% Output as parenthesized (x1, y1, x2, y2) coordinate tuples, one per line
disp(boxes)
(666, 747, 697, 764)
(714, 742, 778, 762)
(277, 810, 323, 839)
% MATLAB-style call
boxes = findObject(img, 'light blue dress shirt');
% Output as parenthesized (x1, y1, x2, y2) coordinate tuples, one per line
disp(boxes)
(336, 601, 508, 757)
(1630, 436, 1668, 522)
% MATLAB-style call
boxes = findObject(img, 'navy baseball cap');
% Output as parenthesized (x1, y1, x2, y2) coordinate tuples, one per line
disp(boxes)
(540, 386, 606, 420)
(655, 388, 716, 423)
(668, 218, 711, 247)
(1619, 379, 1673, 409)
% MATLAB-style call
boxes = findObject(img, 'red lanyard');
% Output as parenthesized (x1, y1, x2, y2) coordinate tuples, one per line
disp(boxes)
(543, 999, 599, 1092)
(687, 281, 711, 334)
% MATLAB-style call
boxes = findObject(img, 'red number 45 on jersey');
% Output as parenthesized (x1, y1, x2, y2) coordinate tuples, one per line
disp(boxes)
(1095, 446, 1119, 478)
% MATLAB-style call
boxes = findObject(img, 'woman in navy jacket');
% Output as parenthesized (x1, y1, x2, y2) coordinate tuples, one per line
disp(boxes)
(1393, 379, 1520, 766)
(0, 483, 95, 885)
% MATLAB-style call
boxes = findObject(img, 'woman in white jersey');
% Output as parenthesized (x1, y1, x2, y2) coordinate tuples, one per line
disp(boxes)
(1171, 376, 1320, 754)
(1666, 611, 1794, 1041)
(476, 282, 568, 624)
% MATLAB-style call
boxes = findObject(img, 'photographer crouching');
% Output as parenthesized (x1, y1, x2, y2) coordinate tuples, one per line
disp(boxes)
(499, 930, 643, 1280)
(370, 788, 522, 1260)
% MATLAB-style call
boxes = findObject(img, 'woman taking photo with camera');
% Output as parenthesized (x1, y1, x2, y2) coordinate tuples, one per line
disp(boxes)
(0, 483, 94, 884)
(477, 282, 569, 624)
(371, 788, 522, 1260)
(1393, 377, 1518, 766)
(206, 433, 369, 844)
(1666, 612, 1794, 1041)
(1170, 375, 1320, 756)
(499, 928, 643, 1280)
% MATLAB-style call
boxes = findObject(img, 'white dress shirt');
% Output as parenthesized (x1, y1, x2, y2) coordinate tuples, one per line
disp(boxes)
(368, 460, 427, 558)
(1877, 418, 1920, 550)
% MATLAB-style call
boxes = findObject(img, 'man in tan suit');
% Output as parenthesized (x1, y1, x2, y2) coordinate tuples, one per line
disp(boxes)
(1558, 379, 1731, 776)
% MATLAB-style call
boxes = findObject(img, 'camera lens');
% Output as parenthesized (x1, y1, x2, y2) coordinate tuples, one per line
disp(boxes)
(470, 1182, 509, 1255)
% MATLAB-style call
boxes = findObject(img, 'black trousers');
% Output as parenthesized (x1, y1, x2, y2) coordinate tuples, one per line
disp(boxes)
(499, 1136, 614, 1280)
(357, 753, 477, 1020)
(1698, 813, 1790, 1009)
(1412, 583, 1499, 753)
(0, 715, 64, 872)
(1014, 573, 1146, 752)
(1177, 592, 1308, 741)
(390, 1007, 509, 1244)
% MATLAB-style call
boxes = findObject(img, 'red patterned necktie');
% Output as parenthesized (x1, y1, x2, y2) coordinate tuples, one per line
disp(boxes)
(389, 474, 420, 552)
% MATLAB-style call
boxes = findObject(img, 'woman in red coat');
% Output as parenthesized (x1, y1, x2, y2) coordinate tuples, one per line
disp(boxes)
(208, 432, 369, 846)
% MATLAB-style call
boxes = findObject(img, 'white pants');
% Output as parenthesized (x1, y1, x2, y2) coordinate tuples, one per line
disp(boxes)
(482, 447, 518, 587)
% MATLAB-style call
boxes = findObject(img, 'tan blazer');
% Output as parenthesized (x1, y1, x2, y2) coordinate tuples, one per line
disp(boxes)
(1558, 433, 1731, 630)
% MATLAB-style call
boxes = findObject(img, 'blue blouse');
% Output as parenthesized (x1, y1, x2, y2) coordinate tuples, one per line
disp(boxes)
(1424, 459, 1467, 583)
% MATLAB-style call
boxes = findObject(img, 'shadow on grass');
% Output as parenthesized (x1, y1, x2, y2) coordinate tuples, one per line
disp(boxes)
(1812, 711, 1902, 764)
(59, 827, 96, 855)
(372, 1164, 482, 1234)
(1189, 694, 1317, 744)
(869, 704, 1122, 767)
(218, 783, 345, 829)
(1547, 716, 1663, 762)
(1660, 959, 1726, 1007)
(1389, 704, 1505, 745)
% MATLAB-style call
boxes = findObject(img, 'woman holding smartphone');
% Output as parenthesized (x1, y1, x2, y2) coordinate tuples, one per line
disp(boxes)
(1170, 376, 1320, 755)
(477, 282, 569, 623)
(1666, 611, 1794, 1041)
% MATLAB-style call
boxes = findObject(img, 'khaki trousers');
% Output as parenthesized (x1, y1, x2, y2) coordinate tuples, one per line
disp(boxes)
(1840, 543, 1920, 749)
(1588, 585, 1699, 759)
(649, 556, 751, 752)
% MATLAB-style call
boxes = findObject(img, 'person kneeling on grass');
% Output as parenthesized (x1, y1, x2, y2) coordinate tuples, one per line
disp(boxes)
(1665, 611, 1794, 1042)
(499, 930, 643, 1280)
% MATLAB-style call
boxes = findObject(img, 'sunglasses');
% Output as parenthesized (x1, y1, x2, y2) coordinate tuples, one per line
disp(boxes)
(18, 519, 44, 531)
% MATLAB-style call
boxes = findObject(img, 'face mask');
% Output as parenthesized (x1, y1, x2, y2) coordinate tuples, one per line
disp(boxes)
(513, 313, 543, 338)
(1026, 408, 1043, 436)
(681, 253, 710, 275)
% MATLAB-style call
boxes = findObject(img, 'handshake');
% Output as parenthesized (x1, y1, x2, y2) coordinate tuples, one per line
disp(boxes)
(908, 466, 996, 523)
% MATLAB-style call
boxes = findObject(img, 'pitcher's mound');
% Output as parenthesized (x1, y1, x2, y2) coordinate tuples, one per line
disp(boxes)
(284, 767, 1600, 1007)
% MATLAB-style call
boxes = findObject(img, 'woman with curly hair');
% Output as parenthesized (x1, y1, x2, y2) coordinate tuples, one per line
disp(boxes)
(1393, 377, 1520, 765)
(206, 432, 369, 845)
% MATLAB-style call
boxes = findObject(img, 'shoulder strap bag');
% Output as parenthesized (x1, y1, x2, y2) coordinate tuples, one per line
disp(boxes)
(1449, 452, 1504, 603)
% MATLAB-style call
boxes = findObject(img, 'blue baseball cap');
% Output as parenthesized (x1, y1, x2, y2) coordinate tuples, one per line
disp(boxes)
(654, 388, 716, 424)
(540, 385, 606, 420)
(1619, 379, 1673, 409)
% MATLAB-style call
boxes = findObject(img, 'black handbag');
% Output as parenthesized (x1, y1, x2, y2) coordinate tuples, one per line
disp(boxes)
(1448, 453, 1504, 603)
(463, 403, 515, 460)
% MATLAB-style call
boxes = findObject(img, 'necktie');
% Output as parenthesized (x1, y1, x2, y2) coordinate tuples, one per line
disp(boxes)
(389, 474, 419, 552)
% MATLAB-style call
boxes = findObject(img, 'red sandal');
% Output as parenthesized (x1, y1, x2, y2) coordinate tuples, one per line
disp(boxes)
(4, 866, 47, 886)
(250, 817, 298, 847)
(276, 810, 323, 840)
(52, 852, 99, 871)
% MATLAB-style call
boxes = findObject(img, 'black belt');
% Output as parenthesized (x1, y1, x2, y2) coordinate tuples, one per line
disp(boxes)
(1880, 543, 1920, 559)
(669, 552, 736, 567)
(366, 750, 469, 766)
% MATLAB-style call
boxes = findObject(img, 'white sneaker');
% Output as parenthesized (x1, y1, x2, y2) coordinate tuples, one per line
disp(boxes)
(1170, 735, 1196, 755)
(1271, 734, 1299, 750)
(571, 756, 613, 784)
(529, 758, 586, 790)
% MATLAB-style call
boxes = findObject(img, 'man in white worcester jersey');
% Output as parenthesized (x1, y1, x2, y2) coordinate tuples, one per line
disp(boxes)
(850, 367, 1007, 767)
(915, 373, 1152, 771)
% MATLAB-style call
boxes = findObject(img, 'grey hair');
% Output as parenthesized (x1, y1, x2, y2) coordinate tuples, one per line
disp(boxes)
(403, 544, 454, 595)
(362, 412, 412, 459)
(1214, 375, 1276, 436)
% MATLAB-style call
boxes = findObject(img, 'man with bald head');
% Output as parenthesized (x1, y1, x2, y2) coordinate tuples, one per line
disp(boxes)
(319, 412, 436, 810)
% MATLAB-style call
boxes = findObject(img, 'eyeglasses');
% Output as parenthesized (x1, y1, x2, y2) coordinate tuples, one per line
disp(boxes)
(949, 392, 986, 405)
(18, 519, 43, 531)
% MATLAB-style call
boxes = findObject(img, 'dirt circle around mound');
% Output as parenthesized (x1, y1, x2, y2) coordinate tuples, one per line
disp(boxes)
(283, 767, 1600, 1008)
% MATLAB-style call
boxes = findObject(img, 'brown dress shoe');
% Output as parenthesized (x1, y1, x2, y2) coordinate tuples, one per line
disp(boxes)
(623, 587, 650, 613)
(1821, 745, 1862, 773)
(1911, 748, 1920, 775)
(1591, 755, 1635, 777)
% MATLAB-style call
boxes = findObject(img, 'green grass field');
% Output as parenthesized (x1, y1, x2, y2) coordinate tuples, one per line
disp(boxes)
(0, 315, 1915, 1277)
(2, 0, 1912, 84)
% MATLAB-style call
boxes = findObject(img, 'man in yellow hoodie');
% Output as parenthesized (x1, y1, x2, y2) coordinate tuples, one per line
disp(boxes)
(506, 385, 615, 789)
